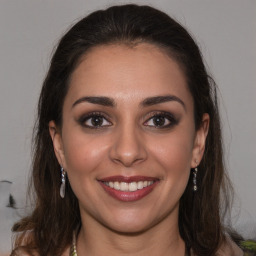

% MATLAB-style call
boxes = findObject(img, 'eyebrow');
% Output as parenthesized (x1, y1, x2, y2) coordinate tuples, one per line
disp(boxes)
(72, 94, 186, 110)
(140, 95, 186, 110)
(72, 96, 116, 108)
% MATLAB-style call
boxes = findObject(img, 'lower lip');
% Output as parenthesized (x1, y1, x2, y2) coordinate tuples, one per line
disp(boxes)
(99, 181, 159, 202)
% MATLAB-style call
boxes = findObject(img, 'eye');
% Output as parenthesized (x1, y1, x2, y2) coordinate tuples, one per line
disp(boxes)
(144, 112, 177, 128)
(79, 112, 112, 128)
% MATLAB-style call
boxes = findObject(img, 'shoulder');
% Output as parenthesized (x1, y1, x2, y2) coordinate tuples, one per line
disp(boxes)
(218, 237, 256, 256)
(190, 237, 244, 256)
(11, 246, 70, 256)
(60, 246, 70, 256)
(10, 248, 39, 256)
(216, 237, 243, 256)
(240, 240, 256, 256)
(11, 230, 38, 256)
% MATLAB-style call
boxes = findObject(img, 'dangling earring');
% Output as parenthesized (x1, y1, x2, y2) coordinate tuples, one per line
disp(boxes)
(193, 167, 198, 191)
(60, 167, 66, 198)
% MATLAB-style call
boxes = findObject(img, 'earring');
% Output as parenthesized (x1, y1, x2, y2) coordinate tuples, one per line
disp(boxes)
(60, 167, 66, 198)
(193, 167, 198, 191)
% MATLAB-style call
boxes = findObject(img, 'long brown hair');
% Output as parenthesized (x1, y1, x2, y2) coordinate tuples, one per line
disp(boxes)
(12, 4, 234, 255)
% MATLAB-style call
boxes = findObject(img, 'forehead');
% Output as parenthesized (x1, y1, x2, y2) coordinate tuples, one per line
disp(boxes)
(67, 43, 192, 107)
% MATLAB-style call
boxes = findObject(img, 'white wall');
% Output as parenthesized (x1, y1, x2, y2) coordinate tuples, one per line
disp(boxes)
(0, 0, 255, 253)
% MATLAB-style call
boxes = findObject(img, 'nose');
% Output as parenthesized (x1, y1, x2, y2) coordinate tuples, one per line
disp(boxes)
(109, 125, 147, 167)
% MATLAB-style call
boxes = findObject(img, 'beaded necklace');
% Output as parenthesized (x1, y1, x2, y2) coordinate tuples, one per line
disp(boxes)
(69, 231, 78, 256)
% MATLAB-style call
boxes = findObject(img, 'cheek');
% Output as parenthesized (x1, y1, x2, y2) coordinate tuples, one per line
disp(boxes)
(62, 129, 110, 177)
(148, 129, 195, 184)
(152, 131, 194, 164)
(61, 130, 113, 204)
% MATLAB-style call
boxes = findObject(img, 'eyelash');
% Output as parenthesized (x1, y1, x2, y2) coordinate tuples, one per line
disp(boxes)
(143, 111, 178, 129)
(78, 111, 178, 129)
(78, 112, 112, 129)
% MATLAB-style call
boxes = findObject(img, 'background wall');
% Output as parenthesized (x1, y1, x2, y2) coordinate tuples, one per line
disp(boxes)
(0, 0, 255, 253)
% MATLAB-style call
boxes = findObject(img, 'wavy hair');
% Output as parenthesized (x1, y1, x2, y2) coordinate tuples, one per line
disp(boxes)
(12, 4, 234, 256)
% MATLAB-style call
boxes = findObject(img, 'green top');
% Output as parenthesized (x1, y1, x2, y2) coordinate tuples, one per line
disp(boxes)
(240, 240, 256, 256)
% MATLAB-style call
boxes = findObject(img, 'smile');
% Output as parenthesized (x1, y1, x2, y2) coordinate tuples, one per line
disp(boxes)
(104, 180, 154, 192)
(98, 176, 159, 202)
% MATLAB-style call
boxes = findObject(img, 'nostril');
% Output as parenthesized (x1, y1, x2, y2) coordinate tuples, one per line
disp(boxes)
(112, 155, 145, 167)
(110, 144, 147, 167)
(109, 129, 148, 166)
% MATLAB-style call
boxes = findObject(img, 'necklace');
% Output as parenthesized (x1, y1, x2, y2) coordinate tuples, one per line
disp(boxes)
(70, 230, 78, 256)
(69, 230, 190, 256)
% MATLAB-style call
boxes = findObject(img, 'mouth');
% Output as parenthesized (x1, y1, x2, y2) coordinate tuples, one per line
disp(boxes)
(98, 176, 159, 202)
(103, 180, 154, 192)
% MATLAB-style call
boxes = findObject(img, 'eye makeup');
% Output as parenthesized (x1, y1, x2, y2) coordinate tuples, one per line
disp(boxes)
(143, 111, 179, 129)
(78, 111, 112, 129)
(77, 109, 179, 131)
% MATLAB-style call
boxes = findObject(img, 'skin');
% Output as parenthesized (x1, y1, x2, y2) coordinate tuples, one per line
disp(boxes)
(49, 43, 209, 256)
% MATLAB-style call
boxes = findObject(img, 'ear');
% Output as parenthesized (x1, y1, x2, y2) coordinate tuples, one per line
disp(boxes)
(191, 113, 210, 168)
(49, 121, 66, 169)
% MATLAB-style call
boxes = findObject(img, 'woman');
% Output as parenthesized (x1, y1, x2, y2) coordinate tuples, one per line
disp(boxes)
(11, 4, 248, 256)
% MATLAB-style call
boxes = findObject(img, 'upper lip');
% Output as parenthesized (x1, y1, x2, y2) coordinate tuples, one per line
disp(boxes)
(98, 176, 159, 182)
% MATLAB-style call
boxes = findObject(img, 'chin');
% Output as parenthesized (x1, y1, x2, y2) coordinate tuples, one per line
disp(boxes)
(106, 220, 154, 235)
(99, 209, 161, 235)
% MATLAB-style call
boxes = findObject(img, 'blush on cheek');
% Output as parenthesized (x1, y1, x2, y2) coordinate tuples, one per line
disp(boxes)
(152, 139, 192, 165)
(151, 140, 192, 188)
(63, 135, 110, 176)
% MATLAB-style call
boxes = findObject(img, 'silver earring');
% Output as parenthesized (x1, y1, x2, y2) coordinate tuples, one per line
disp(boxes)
(60, 167, 66, 198)
(193, 167, 198, 191)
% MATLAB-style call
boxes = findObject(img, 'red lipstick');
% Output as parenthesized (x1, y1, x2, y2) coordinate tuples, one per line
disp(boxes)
(98, 176, 159, 202)
(100, 175, 157, 182)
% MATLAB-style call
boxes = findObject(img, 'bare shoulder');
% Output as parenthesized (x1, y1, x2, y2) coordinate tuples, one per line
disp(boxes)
(190, 238, 244, 256)
(60, 246, 70, 256)
(10, 248, 39, 256)
(217, 237, 244, 256)
(10, 247, 70, 256)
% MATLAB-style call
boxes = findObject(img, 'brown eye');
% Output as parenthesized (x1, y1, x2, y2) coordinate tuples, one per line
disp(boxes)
(90, 116, 104, 127)
(152, 116, 167, 127)
(79, 113, 112, 128)
(144, 112, 177, 128)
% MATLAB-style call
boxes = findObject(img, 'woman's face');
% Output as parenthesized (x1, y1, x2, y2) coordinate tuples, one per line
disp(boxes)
(50, 43, 208, 233)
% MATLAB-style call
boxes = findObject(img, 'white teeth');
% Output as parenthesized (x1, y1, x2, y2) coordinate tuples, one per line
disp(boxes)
(120, 182, 129, 191)
(129, 182, 137, 192)
(137, 181, 144, 189)
(104, 180, 155, 192)
(113, 181, 120, 190)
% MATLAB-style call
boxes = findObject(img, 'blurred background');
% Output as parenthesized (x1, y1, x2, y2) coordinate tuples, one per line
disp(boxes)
(0, 0, 255, 253)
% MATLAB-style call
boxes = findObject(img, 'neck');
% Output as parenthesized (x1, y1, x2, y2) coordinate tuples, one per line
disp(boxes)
(76, 213, 185, 256)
